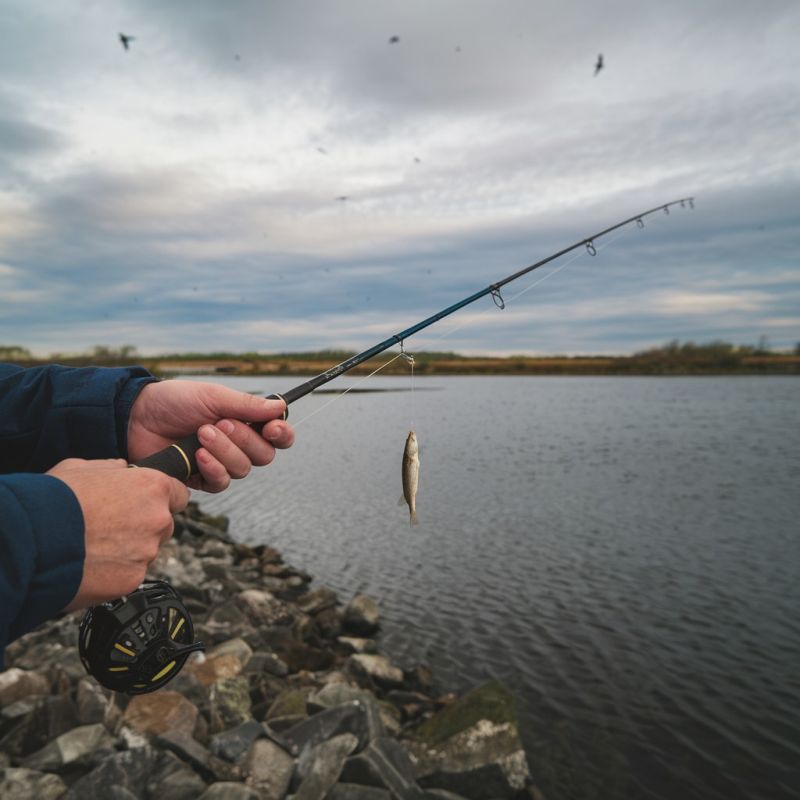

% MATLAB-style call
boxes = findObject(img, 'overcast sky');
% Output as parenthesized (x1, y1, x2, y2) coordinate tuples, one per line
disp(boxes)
(1, 0, 798, 356)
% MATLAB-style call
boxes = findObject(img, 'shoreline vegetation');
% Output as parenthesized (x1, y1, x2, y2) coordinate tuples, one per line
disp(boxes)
(3, 341, 799, 377)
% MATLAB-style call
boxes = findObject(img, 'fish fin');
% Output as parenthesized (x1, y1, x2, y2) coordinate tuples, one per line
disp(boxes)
(399, 495, 407, 506)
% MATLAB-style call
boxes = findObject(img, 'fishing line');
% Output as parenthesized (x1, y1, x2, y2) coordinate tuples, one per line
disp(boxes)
(290, 351, 406, 428)
(135, 197, 694, 480)
(414, 216, 641, 350)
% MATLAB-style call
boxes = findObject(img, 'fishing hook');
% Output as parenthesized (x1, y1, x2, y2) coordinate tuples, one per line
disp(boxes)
(399, 341, 415, 366)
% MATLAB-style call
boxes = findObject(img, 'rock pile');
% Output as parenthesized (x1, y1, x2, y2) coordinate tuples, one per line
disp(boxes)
(0, 503, 542, 799)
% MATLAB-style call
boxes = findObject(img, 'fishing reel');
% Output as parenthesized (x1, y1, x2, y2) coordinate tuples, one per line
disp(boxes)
(78, 581, 205, 694)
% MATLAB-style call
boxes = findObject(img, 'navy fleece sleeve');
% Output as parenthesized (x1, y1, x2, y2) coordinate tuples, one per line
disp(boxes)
(0, 475, 85, 648)
(0, 364, 158, 664)
(0, 363, 158, 471)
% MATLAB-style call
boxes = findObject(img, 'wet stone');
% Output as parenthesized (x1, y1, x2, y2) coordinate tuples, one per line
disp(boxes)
(242, 738, 294, 800)
(198, 782, 261, 799)
(342, 594, 381, 635)
(21, 722, 116, 772)
(292, 732, 360, 800)
(209, 720, 265, 763)
(0, 767, 67, 800)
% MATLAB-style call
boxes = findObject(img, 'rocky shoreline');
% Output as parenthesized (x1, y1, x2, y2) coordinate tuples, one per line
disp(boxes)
(0, 503, 543, 800)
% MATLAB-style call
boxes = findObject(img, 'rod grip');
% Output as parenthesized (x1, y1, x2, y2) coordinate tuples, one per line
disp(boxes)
(129, 393, 288, 481)
(132, 434, 201, 481)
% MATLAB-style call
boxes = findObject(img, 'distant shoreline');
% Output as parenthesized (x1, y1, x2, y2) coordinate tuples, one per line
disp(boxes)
(7, 349, 800, 378)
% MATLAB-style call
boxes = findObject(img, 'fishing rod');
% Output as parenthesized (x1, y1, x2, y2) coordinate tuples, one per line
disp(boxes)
(134, 196, 694, 481)
(81, 196, 694, 694)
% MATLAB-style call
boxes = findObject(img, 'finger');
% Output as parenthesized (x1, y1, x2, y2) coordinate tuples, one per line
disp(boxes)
(197, 423, 252, 479)
(215, 418, 276, 466)
(261, 420, 295, 450)
(193, 447, 231, 493)
(166, 475, 191, 512)
(205, 385, 287, 424)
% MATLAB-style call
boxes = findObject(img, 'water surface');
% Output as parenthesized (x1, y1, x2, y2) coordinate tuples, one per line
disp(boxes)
(194, 375, 800, 800)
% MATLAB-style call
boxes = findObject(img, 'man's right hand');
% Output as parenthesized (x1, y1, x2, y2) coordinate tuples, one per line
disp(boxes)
(46, 458, 190, 610)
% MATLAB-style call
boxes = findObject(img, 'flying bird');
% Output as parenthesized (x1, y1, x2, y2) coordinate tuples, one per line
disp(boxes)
(594, 53, 603, 76)
(317, 147, 328, 155)
(389, 35, 400, 44)
(336, 196, 349, 202)
(119, 33, 135, 51)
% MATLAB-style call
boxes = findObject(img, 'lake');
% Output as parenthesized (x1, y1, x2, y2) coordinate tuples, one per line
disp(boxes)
(190, 374, 800, 800)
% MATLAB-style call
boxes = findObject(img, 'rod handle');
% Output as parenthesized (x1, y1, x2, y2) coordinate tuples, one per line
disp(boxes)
(130, 394, 287, 481)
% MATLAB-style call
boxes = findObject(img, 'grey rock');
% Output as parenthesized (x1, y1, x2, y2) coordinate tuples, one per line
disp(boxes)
(342, 595, 381, 635)
(22, 722, 116, 772)
(208, 637, 254, 668)
(347, 655, 404, 689)
(0, 668, 50, 707)
(284, 701, 373, 755)
(209, 719, 266, 763)
(337, 636, 379, 655)
(156, 729, 240, 783)
(340, 736, 421, 797)
(0, 694, 78, 758)
(145, 749, 209, 800)
(76, 677, 110, 725)
(236, 589, 295, 628)
(326, 785, 393, 800)
(244, 651, 289, 678)
(0, 767, 67, 800)
(63, 745, 169, 799)
(267, 713, 308, 732)
(293, 732, 359, 800)
(242, 738, 294, 799)
(198, 782, 260, 800)
(295, 587, 339, 615)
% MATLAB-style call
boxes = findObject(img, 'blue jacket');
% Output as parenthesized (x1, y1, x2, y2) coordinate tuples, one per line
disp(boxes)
(0, 364, 157, 664)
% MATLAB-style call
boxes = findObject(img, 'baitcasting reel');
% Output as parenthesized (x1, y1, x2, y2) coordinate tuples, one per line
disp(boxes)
(78, 580, 205, 694)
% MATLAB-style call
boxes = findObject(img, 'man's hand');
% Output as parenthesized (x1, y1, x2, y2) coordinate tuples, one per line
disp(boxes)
(48, 459, 190, 609)
(127, 380, 295, 492)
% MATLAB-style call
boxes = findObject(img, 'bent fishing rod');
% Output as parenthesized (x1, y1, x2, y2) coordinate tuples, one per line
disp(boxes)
(79, 196, 694, 694)
(135, 196, 694, 481)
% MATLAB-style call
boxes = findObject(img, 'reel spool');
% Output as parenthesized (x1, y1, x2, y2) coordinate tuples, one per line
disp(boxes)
(78, 581, 205, 694)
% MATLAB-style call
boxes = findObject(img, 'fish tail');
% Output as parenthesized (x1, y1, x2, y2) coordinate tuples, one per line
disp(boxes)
(410, 508, 419, 526)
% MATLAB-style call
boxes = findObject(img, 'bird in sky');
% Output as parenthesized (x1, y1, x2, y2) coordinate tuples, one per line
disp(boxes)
(336, 196, 349, 202)
(594, 53, 604, 76)
(389, 35, 400, 44)
(119, 33, 135, 51)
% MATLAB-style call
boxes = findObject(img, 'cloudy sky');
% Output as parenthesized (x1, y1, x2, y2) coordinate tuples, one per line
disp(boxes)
(1, 0, 798, 357)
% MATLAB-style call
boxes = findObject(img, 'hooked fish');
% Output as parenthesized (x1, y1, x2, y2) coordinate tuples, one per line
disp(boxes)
(402, 430, 420, 525)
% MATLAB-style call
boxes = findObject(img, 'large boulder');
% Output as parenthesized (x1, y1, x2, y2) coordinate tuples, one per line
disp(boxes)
(342, 595, 381, 636)
(406, 680, 531, 799)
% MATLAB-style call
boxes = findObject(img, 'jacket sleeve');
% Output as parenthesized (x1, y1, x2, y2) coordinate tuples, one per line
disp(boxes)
(0, 363, 159, 664)
(0, 363, 158, 472)
(0, 475, 85, 653)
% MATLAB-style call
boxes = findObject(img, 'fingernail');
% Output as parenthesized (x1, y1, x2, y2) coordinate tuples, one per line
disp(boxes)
(200, 424, 216, 441)
(216, 419, 235, 435)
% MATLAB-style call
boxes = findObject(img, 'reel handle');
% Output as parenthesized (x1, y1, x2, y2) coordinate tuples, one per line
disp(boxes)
(131, 393, 287, 481)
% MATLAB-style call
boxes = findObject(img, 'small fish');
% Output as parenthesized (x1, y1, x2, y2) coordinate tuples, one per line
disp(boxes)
(402, 430, 420, 525)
